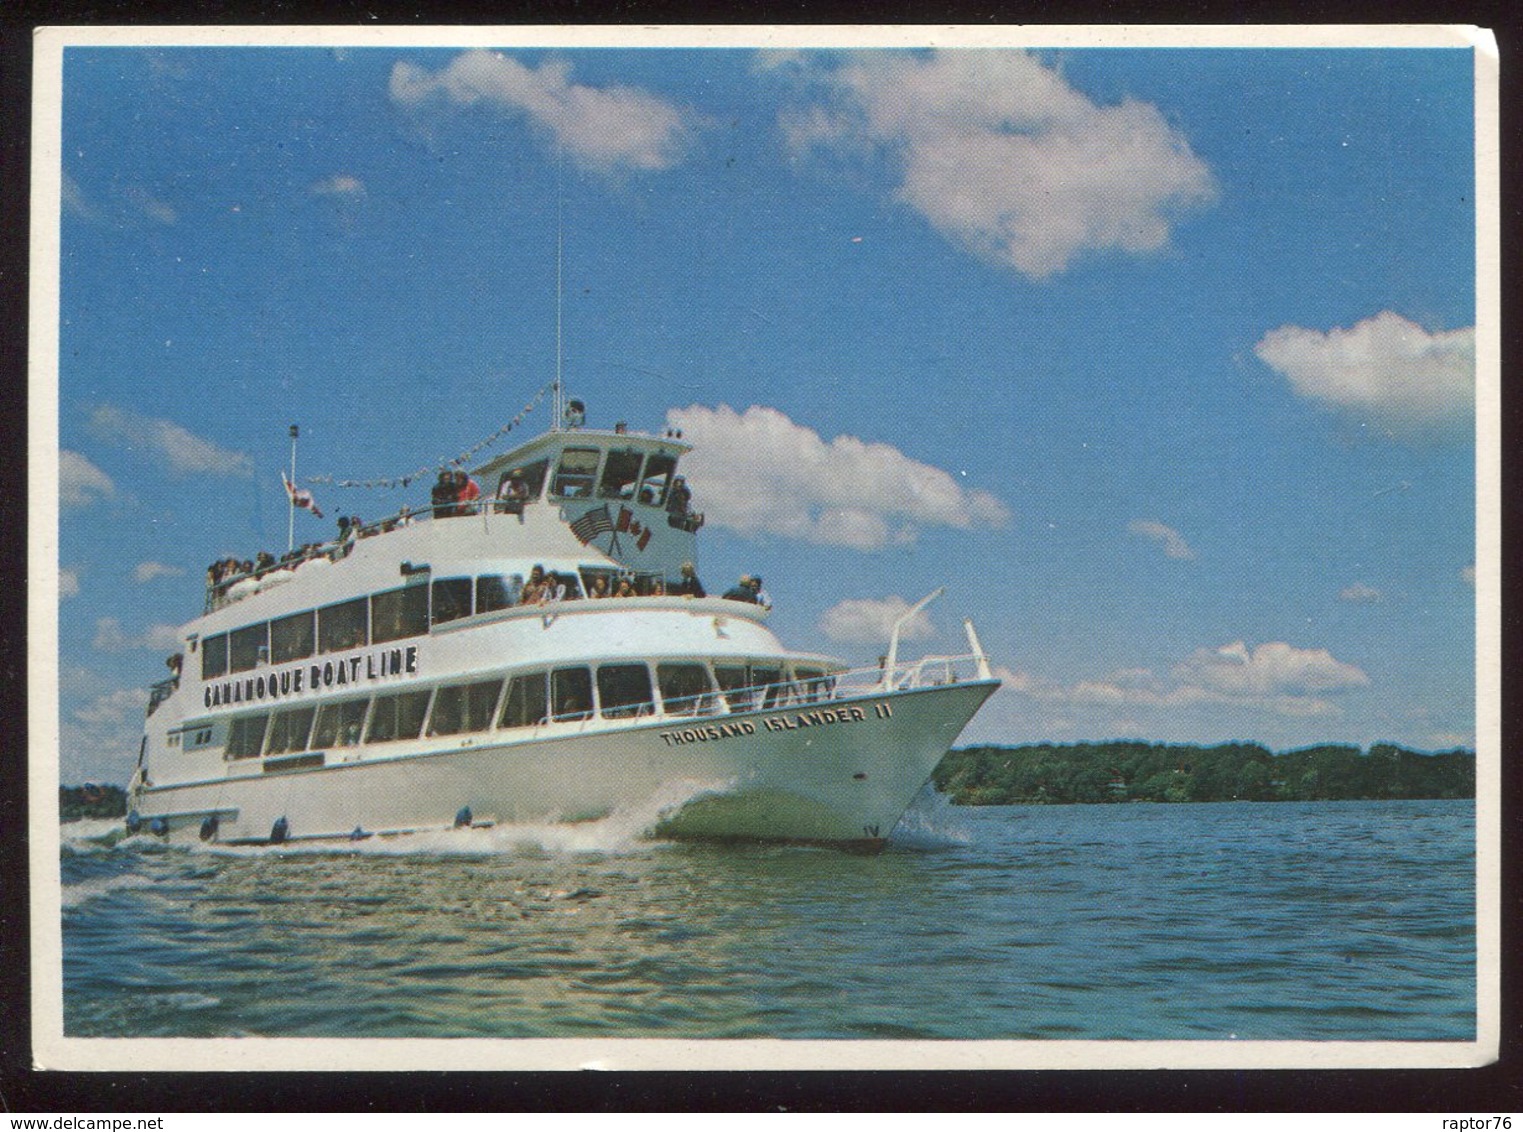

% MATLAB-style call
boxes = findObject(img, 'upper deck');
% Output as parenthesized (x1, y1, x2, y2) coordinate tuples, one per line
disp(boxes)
(204, 421, 707, 621)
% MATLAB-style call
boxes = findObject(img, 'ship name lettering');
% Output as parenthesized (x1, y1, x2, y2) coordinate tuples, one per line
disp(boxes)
(658, 703, 874, 745)
(202, 645, 421, 708)
(657, 719, 758, 746)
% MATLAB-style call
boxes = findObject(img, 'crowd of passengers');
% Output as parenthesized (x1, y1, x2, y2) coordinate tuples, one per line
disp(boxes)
(205, 464, 711, 603)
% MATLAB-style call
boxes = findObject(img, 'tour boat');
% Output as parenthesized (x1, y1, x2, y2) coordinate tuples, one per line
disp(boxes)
(125, 395, 999, 851)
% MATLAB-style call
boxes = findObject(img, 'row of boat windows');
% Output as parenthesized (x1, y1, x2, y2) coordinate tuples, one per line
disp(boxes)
(476, 448, 678, 505)
(549, 447, 678, 504)
(200, 573, 547, 680)
(196, 660, 830, 759)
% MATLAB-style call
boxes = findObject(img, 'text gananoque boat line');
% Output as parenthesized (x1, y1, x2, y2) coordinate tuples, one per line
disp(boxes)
(126, 394, 999, 850)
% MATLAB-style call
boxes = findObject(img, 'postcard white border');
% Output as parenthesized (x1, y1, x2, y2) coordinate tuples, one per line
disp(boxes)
(29, 22, 1501, 1073)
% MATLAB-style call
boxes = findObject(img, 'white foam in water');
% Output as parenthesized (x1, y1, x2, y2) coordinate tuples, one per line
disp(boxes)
(60, 872, 154, 910)
(890, 788, 974, 849)
(60, 817, 128, 845)
(193, 776, 738, 859)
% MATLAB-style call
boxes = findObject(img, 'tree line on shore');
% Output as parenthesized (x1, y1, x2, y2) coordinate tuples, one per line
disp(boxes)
(931, 741, 1475, 806)
(59, 740, 1476, 820)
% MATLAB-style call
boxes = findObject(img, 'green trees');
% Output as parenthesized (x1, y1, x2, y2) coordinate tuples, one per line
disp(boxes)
(932, 742, 1474, 805)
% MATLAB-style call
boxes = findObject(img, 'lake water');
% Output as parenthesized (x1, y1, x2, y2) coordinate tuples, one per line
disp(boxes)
(58, 794, 1475, 1041)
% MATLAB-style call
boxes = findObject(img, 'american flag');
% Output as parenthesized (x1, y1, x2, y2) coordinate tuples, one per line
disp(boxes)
(569, 504, 613, 544)
(281, 472, 324, 519)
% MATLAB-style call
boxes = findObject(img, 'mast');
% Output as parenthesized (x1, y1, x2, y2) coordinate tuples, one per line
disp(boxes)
(553, 162, 564, 433)
(287, 424, 299, 553)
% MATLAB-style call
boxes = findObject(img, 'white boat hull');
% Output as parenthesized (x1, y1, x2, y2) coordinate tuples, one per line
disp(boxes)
(132, 680, 997, 850)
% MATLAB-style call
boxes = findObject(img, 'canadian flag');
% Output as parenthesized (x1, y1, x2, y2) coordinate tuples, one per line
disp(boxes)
(281, 472, 324, 519)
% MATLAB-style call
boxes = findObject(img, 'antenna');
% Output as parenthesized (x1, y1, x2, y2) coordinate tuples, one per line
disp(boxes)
(553, 155, 564, 432)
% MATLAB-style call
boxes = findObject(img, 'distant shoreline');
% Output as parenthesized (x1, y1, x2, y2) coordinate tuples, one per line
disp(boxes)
(934, 741, 1474, 806)
(61, 740, 1475, 821)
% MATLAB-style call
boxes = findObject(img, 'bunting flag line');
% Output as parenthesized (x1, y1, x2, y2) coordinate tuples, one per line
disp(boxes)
(305, 380, 554, 491)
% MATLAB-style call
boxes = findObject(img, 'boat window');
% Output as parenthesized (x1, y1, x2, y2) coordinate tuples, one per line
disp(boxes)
(551, 447, 601, 499)
(229, 622, 269, 674)
(548, 571, 583, 600)
(509, 457, 547, 500)
(270, 611, 315, 664)
(225, 714, 269, 760)
(367, 690, 431, 744)
(638, 452, 677, 508)
(431, 577, 473, 626)
(476, 574, 522, 614)
(794, 667, 830, 703)
(372, 584, 429, 644)
(428, 679, 503, 737)
(500, 671, 548, 730)
(714, 666, 755, 712)
(201, 633, 229, 680)
(597, 448, 645, 500)
(551, 667, 593, 722)
(752, 667, 785, 709)
(184, 723, 215, 749)
(597, 663, 654, 719)
(318, 598, 369, 654)
(658, 663, 716, 717)
(264, 706, 316, 756)
(312, 699, 369, 748)
(580, 567, 617, 599)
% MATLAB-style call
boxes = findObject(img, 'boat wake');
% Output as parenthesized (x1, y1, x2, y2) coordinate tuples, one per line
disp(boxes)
(887, 788, 974, 851)
(164, 776, 745, 859)
(60, 872, 154, 910)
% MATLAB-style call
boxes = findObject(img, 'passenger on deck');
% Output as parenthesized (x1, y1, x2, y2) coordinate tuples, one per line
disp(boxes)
(166, 652, 183, 686)
(667, 475, 692, 517)
(495, 469, 529, 520)
(588, 575, 609, 599)
(672, 561, 705, 598)
(723, 576, 759, 603)
(254, 551, 276, 575)
(457, 471, 481, 514)
(520, 565, 546, 605)
(431, 470, 455, 518)
(614, 576, 636, 598)
(751, 576, 772, 610)
(540, 572, 567, 605)
(650, 578, 667, 597)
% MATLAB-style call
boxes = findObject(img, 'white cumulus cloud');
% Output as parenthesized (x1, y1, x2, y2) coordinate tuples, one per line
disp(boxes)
(819, 596, 937, 645)
(1461, 564, 1476, 589)
(390, 51, 694, 172)
(1000, 639, 1368, 720)
(134, 561, 185, 584)
(779, 51, 1216, 278)
(668, 404, 1010, 551)
(87, 405, 254, 478)
(1338, 582, 1383, 604)
(60, 450, 116, 508)
(1127, 519, 1195, 560)
(1254, 311, 1474, 433)
(60, 569, 80, 599)
(1173, 640, 1368, 699)
(62, 687, 149, 782)
(93, 618, 183, 654)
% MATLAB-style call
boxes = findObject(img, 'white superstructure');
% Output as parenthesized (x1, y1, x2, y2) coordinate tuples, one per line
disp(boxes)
(127, 410, 998, 850)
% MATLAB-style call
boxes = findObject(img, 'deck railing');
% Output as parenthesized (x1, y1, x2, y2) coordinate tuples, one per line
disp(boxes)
(204, 497, 705, 613)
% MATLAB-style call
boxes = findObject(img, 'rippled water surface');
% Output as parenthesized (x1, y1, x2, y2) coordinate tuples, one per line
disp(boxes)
(59, 795, 1475, 1040)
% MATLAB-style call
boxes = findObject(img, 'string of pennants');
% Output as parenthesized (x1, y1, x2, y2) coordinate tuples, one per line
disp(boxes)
(306, 380, 556, 491)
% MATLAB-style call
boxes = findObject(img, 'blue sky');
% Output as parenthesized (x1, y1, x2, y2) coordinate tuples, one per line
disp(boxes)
(50, 40, 1483, 783)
